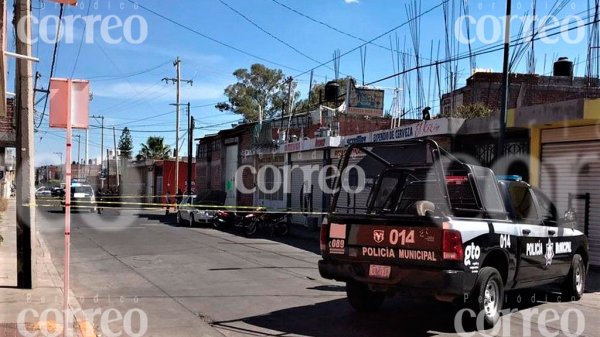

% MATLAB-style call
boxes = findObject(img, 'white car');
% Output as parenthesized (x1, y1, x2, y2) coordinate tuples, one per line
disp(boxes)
(175, 195, 213, 227)
(35, 186, 52, 198)
(176, 191, 226, 227)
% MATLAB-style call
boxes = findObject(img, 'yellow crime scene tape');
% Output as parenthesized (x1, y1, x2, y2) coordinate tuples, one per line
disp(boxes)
(26, 200, 329, 216)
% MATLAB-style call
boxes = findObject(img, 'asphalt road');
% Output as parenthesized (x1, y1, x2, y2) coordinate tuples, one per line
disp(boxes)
(36, 205, 600, 337)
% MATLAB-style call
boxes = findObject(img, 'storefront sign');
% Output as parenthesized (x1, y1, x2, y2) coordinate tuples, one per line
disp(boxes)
(343, 133, 371, 146)
(348, 87, 385, 117)
(284, 141, 302, 152)
(371, 119, 450, 143)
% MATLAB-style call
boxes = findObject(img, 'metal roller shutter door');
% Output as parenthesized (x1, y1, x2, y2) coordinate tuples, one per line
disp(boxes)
(289, 160, 324, 226)
(540, 141, 600, 266)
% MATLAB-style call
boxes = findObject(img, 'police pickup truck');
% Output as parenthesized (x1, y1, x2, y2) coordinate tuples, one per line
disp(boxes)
(318, 139, 588, 328)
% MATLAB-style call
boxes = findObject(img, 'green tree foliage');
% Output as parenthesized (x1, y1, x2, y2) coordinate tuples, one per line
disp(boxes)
(118, 127, 133, 159)
(216, 64, 298, 121)
(136, 136, 171, 161)
(437, 103, 492, 119)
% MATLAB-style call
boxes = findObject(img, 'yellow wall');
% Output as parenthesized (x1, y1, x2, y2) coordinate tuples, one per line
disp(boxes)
(529, 127, 541, 187)
(584, 98, 600, 119)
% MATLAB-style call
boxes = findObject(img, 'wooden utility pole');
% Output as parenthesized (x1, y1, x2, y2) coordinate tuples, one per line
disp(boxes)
(163, 58, 192, 193)
(14, 0, 36, 289)
(113, 126, 119, 188)
(0, 0, 7, 118)
(186, 103, 193, 196)
(498, 0, 512, 160)
(91, 115, 104, 188)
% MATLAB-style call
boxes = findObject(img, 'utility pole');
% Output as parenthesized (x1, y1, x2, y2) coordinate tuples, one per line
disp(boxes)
(498, 0, 512, 160)
(163, 58, 192, 193)
(14, 0, 36, 289)
(74, 135, 81, 178)
(113, 126, 119, 189)
(106, 149, 110, 191)
(85, 129, 89, 176)
(91, 115, 104, 189)
(186, 103, 193, 196)
(286, 76, 294, 116)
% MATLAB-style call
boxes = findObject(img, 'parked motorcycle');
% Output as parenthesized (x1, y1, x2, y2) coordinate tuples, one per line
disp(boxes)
(243, 211, 289, 237)
(212, 210, 244, 230)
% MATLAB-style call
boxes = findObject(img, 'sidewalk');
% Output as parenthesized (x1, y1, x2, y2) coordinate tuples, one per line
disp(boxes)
(0, 199, 88, 337)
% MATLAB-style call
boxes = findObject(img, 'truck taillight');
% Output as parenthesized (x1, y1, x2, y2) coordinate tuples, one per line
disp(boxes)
(443, 229, 464, 261)
(320, 222, 330, 253)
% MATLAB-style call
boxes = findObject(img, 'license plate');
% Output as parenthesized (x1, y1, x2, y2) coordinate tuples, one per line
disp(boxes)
(368, 264, 391, 279)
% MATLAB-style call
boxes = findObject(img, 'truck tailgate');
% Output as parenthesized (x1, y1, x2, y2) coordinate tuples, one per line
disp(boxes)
(325, 218, 445, 268)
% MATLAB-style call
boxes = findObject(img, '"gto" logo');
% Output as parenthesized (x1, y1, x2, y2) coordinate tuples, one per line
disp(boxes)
(373, 230, 385, 243)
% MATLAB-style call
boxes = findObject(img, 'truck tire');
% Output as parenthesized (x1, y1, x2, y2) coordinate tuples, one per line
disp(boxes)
(561, 254, 586, 301)
(346, 281, 385, 312)
(470, 267, 503, 329)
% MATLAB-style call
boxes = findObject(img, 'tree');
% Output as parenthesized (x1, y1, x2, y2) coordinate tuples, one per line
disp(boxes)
(216, 64, 297, 121)
(118, 127, 133, 159)
(136, 136, 171, 161)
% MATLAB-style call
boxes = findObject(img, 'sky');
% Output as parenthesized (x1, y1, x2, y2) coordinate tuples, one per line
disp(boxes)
(10, 0, 594, 166)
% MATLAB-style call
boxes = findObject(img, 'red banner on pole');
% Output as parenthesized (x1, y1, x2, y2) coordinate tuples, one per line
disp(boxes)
(49, 78, 89, 129)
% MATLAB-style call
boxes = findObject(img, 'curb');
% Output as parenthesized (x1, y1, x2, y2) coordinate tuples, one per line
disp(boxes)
(37, 234, 98, 337)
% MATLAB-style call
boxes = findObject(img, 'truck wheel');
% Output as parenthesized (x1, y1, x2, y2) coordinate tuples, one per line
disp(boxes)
(561, 254, 586, 301)
(470, 267, 503, 329)
(346, 281, 385, 312)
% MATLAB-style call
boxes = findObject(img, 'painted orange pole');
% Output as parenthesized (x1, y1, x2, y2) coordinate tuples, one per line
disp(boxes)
(63, 79, 72, 337)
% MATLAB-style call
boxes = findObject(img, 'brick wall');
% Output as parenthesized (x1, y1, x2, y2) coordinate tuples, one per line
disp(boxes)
(0, 99, 15, 146)
(442, 73, 600, 115)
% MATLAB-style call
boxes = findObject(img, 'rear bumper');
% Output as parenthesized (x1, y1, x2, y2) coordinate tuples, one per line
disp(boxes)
(193, 211, 217, 222)
(318, 259, 470, 299)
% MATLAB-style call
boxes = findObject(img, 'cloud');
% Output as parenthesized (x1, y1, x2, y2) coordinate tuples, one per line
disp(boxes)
(344, 0, 359, 3)
(92, 81, 226, 101)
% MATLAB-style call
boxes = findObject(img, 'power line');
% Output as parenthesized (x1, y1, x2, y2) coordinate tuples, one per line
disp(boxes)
(90, 120, 240, 133)
(292, 0, 449, 79)
(364, 13, 598, 86)
(87, 61, 172, 81)
(269, 0, 406, 56)
(218, 0, 341, 74)
(36, 3, 65, 129)
(125, 0, 308, 74)
(70, 0, 92, 78)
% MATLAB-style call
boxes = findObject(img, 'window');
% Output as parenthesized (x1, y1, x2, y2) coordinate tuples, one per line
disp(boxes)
(533, 188, 558, 225)
(472, 166, 505, 214)
(508, 184, 539, 221)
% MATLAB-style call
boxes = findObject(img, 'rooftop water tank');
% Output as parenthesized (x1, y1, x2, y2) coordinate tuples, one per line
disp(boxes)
(553, 57, 574, 77)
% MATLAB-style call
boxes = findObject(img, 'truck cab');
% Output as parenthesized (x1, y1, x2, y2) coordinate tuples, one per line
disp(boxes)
(318, 139, 588, 328)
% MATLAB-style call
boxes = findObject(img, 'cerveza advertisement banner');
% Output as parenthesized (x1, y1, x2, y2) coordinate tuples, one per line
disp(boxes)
(371, 119, 451, 143)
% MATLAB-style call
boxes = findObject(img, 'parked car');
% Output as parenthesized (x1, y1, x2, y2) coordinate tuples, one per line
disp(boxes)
(319, 139, 588, 328)
(35, 186, 52, 198)
(51, 187, 65, 197)
(176, 190, 227, 227)
(61, 182, 97, 213)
